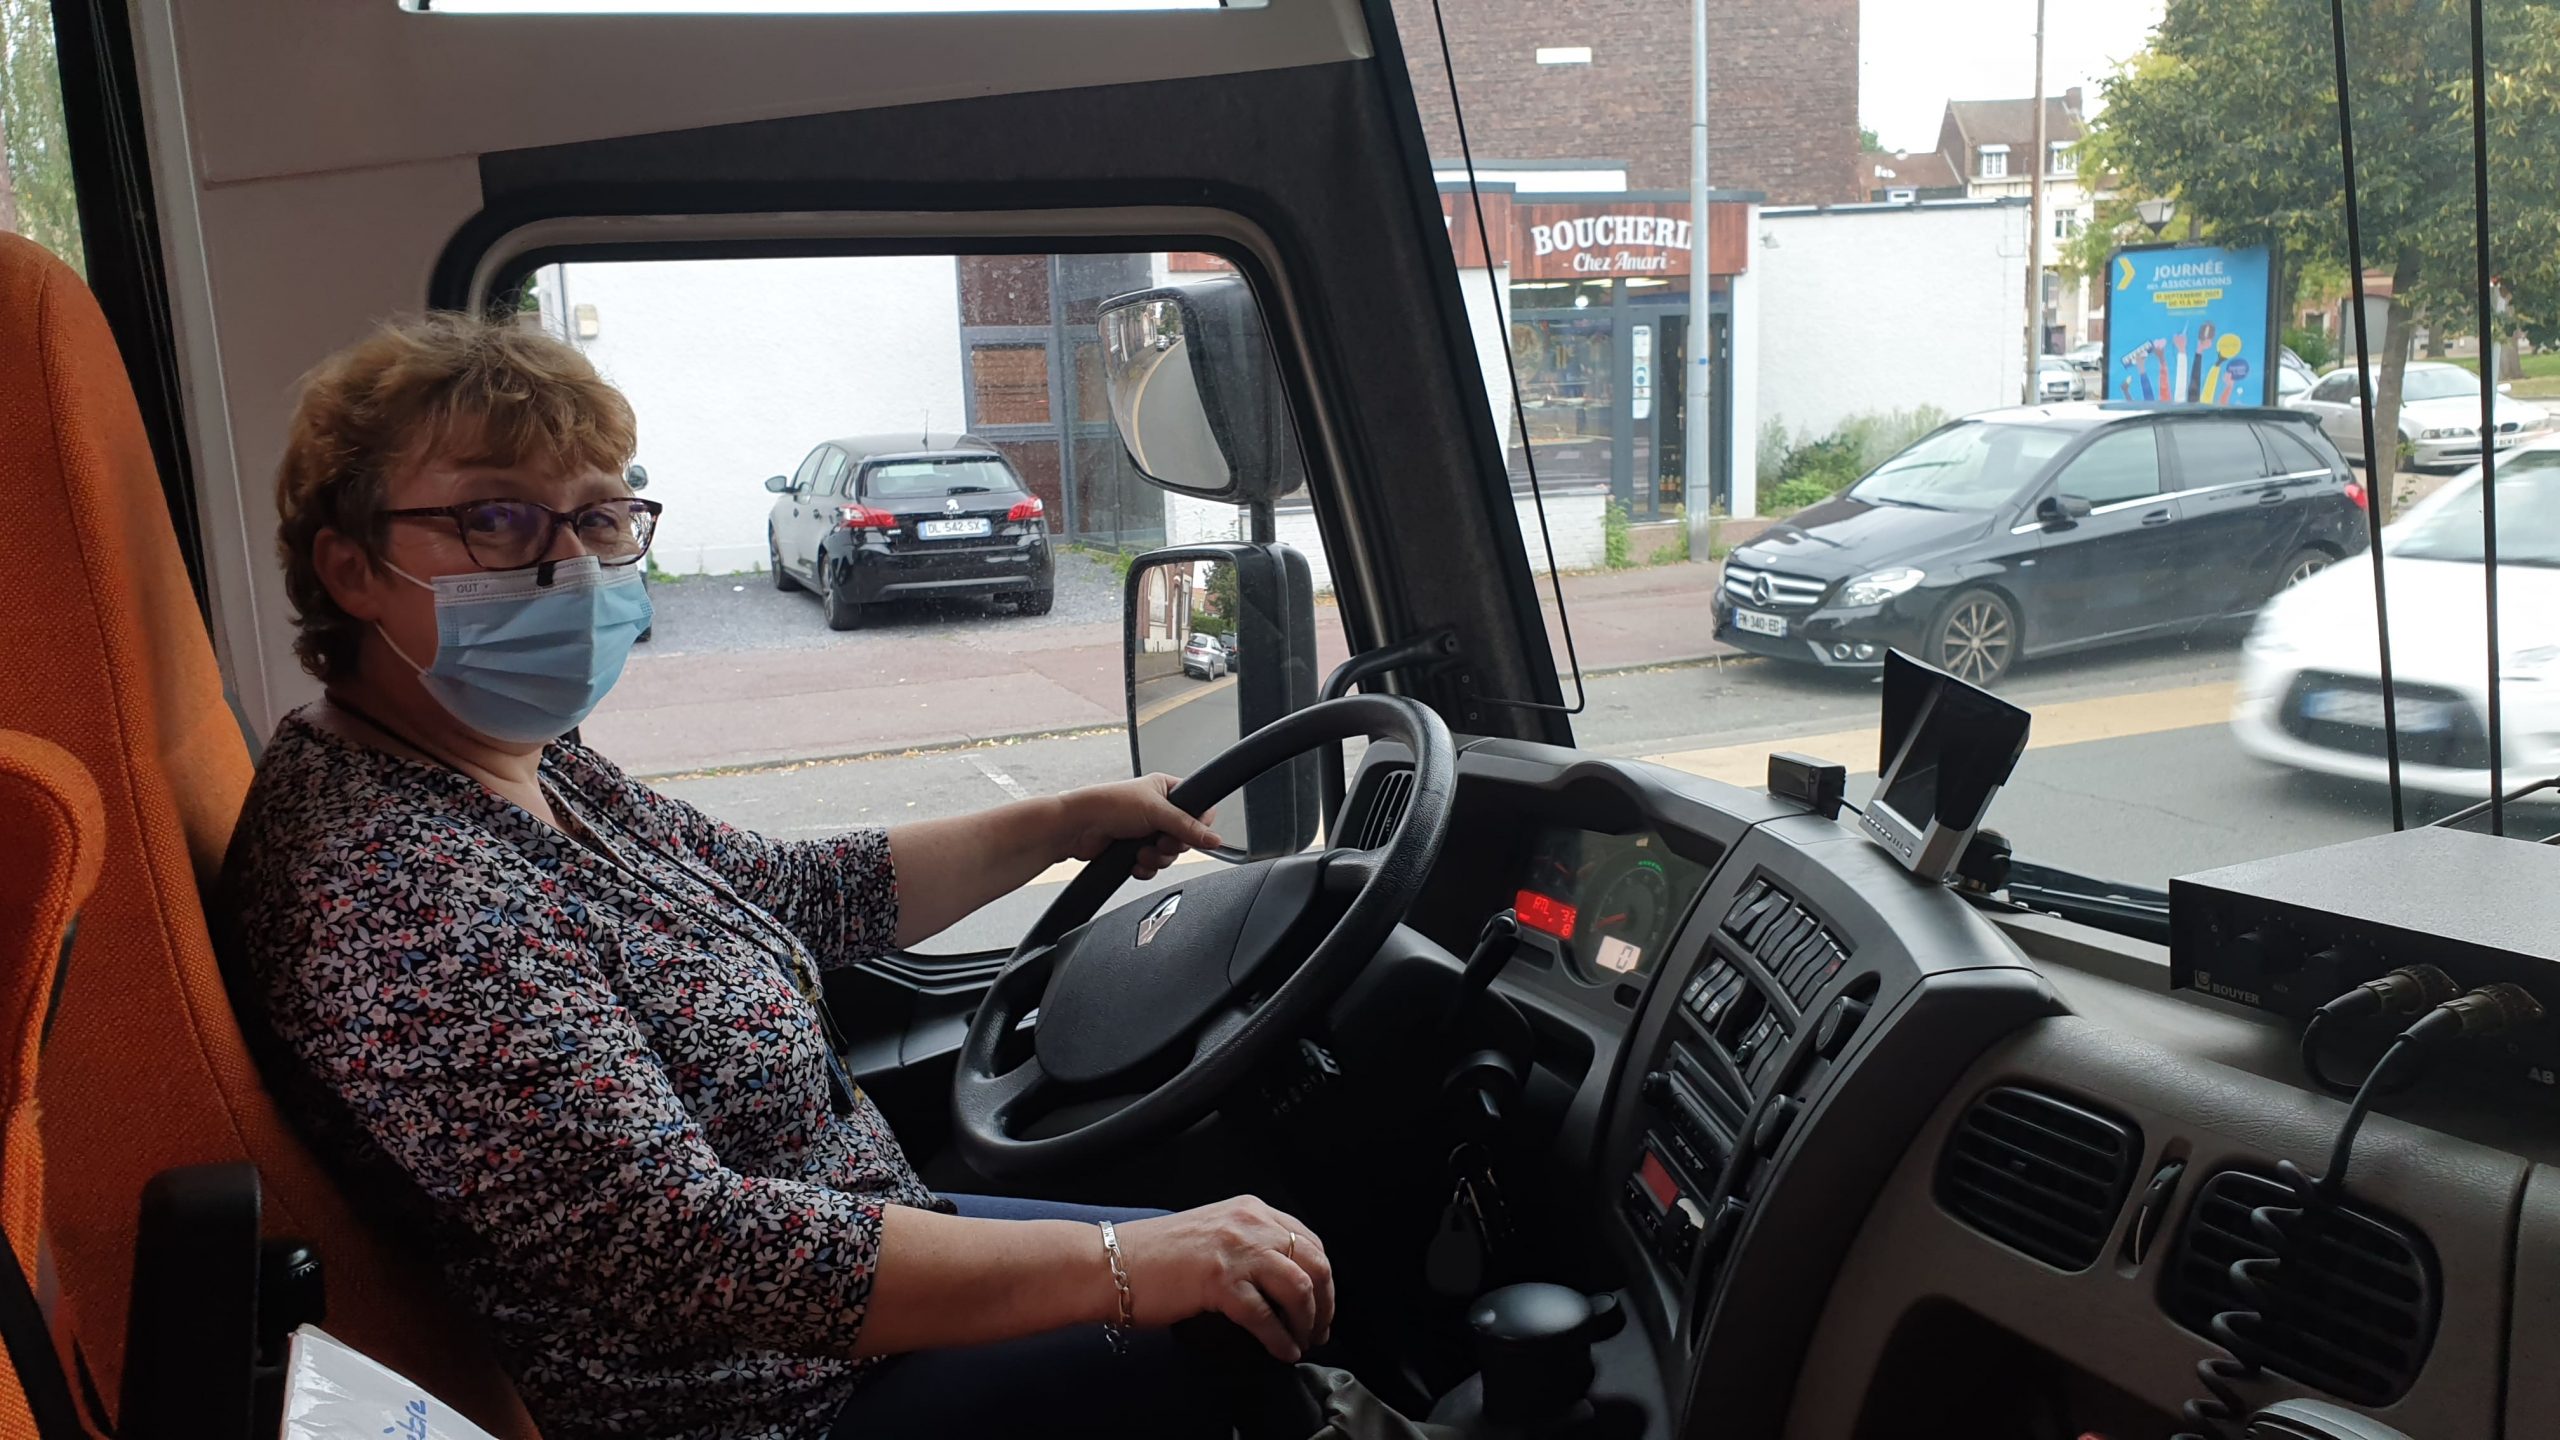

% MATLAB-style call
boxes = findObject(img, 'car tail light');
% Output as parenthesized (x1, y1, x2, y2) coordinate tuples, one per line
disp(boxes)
(2344, 479, 2369, 510)
(837, 504, 896, 530)
(1007, 497, 1045, 522)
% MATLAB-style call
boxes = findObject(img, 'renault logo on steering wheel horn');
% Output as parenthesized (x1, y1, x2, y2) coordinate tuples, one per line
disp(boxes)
(1137, 891, 1181, 946)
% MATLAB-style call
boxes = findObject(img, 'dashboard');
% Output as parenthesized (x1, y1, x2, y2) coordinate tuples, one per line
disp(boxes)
(1511, 827, 1713, 988)
(1337, 737, 2557, 1440)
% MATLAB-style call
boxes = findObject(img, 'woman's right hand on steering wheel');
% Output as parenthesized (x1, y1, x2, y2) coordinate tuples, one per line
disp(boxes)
(1117, 1196, 1334, 1361)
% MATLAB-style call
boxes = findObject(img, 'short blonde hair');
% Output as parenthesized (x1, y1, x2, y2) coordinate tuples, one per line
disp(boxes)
(275, 312, 638, 681)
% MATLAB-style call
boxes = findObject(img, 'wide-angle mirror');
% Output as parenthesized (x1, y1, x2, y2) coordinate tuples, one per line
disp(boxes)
(1098, 274, 1307, 505)
(1124, 543, 1322, 859)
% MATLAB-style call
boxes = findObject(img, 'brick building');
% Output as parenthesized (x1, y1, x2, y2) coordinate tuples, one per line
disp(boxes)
(1384, 0, 1861, 206)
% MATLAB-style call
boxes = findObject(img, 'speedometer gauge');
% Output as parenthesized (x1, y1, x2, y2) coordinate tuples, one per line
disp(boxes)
(1584, 860, 1671, 976)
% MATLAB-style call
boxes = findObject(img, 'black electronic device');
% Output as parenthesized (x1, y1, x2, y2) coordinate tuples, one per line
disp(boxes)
(1766, 751, 1846, 820)
(1860, 651, 2031, 882)
(2170, 827, 2560, 1103)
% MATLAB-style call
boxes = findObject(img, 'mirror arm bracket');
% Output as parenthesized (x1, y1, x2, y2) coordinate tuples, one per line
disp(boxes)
(1319, 630, 1462, 830)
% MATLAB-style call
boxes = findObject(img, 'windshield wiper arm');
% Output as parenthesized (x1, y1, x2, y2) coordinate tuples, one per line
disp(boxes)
(1865, 496, 1951, 511)
(944, 484, 994, 494)
(1998, 860, 2170, 944)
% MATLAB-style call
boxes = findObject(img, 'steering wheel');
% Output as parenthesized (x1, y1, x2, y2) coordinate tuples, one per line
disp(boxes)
(952, 694, 1456, 1178)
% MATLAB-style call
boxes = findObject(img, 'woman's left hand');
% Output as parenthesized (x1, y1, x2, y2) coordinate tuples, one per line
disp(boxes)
(1060, 774, 1222, 880)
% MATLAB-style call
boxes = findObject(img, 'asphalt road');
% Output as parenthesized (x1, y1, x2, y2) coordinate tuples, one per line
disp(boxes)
(658, 624, 2552, 957)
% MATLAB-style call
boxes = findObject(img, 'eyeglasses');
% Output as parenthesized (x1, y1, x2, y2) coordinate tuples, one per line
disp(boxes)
(383, 497, 663, 572)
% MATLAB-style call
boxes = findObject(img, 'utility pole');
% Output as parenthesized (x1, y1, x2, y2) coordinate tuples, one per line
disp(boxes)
(1684, 0, 1719, 549)
(2022, 0, 2047, 402)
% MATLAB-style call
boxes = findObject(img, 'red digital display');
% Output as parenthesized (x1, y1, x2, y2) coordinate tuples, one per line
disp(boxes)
(1514, 888, 1578, 939)
(1638, 1151, 1677, 1209)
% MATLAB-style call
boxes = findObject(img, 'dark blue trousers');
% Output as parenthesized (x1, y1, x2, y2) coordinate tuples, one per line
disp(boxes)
(827, 1195, 1233, 1439)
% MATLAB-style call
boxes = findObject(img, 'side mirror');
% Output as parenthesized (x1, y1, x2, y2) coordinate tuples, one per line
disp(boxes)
(1096, 274, 1307, 506)
(764, 474, 794, 494)
(625, 463, 650, 492)
(1124, 543, 1322, 860)
(2037, 493, 2093, 526)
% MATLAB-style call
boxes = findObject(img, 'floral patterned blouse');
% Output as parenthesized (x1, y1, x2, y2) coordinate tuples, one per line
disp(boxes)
(223, 709, 949, 1440)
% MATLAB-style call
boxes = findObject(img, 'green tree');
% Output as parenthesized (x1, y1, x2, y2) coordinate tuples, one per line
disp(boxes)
(1206, 560, 1240, 629)
(2, 0, 82, 275)
(2093, 0, 2560, 514)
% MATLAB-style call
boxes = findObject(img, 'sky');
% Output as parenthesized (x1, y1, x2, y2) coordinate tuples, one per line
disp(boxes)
(1861, 0, 2170, 153)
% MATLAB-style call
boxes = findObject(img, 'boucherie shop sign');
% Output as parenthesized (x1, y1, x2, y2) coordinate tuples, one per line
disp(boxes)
(1526, 210, 1691, 273)
(1435, 191, 1749, 280)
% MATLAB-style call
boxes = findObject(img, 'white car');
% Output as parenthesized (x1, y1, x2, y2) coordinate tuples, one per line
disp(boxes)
(2233, 441, 2560, 795)
(2035, 355, 2080, 403)
(2289, 360, 2549, 470)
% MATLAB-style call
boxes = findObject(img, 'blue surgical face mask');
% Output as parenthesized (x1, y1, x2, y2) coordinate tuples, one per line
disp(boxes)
(376, 555, 654, 744)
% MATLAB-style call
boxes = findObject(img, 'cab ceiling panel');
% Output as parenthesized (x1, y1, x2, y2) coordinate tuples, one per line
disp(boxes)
(172, 0, 1369, 185)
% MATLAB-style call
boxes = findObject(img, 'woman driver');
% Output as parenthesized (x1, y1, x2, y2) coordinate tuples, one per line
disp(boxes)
(221, 313, 1333, 1440)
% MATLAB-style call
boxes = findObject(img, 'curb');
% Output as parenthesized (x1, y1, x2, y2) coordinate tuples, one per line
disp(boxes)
(633, 649, 1747, 782)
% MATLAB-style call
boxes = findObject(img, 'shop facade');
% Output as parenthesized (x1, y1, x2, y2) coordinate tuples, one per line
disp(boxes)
(1440, 186, 1757, 519)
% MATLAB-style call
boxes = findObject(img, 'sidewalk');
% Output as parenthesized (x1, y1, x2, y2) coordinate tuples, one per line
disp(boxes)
(587, 561, 1739, 777)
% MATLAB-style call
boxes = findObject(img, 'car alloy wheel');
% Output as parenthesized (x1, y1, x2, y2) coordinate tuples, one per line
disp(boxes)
(1935, 591, 2016, 686)
(2283, 550, 2332, 588)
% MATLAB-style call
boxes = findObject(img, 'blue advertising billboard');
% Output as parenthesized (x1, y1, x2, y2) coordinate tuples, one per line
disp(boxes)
(2104, 243, 2276, 406)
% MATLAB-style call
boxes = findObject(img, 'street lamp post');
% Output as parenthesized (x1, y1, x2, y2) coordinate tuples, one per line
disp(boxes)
(2136, 196, 2179, 236)
(2021, 0, 2047, 404)
(1684, 0, 1718, 550)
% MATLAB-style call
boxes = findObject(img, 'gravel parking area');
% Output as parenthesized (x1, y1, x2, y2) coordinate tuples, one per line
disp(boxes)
(634, 548, 1123, 655)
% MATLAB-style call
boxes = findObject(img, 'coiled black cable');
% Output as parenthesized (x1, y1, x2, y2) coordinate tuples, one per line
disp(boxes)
(2178, 982, 2541, 1439)
(2174, 1032, 2427, 1440)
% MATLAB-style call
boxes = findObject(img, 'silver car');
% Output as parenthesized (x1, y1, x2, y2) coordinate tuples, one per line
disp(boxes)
(2035, 355, 2081, 403)
(2288, 359, 2549, 470)
(1181, 632, 1230, 679)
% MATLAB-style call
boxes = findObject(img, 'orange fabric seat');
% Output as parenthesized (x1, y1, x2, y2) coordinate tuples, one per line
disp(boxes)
(0, 731, 106, 1440)
(0, 232, 532, 1435)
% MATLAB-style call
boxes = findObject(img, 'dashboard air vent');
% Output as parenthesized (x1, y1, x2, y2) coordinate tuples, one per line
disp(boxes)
(2162, 1170, 2436, 1405)
(1935, 1087, 2141, 1271)
(1348, 767, 1414, 850)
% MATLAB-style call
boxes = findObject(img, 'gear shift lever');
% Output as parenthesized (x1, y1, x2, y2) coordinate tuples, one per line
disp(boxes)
(1429, 1283, 1624, 1437)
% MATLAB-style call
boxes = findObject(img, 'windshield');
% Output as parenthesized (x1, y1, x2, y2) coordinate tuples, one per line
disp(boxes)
(1391, 0, 2555, 921)
(2400, 368, 2482, 403)
(1847, 424, 2070, 512)
(863, 457, 1019, 500)
(2393, 457, 2560, 566)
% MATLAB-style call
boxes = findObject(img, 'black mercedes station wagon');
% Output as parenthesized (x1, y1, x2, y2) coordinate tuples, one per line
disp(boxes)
(1711, 404, 2369, 684)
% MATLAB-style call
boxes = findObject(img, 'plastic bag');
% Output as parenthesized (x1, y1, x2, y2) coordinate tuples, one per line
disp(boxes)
(281, 1326, 501, 1440)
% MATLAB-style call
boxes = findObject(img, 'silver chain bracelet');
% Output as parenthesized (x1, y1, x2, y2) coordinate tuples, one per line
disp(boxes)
(1097, 1220, 1135, 1355)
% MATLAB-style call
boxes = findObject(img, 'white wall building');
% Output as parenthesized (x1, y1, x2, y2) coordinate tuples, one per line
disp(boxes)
(539, 257, 966, 576)
(1753, 199, 2032, 445)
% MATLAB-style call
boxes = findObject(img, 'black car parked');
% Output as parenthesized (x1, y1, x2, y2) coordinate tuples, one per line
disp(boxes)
(766, 433, 1055, 630)
(1710, 404, 2369, 684)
